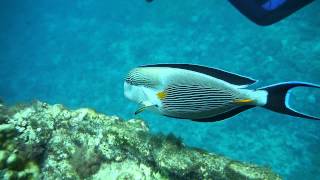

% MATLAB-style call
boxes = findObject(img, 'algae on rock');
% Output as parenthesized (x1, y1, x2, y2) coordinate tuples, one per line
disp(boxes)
(0, 101, 281, 179)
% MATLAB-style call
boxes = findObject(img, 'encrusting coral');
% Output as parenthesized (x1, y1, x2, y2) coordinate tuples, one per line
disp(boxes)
(0, 101, 281, 179)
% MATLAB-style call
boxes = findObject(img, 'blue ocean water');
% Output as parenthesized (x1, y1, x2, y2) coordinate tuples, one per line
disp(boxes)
(0, 0, 319, 179)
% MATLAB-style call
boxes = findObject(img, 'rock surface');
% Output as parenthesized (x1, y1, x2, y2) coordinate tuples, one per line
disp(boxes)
(0, 101, 281, 179)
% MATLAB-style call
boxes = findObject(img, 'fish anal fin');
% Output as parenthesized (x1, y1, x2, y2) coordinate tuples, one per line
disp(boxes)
(191, 105, 255, 122)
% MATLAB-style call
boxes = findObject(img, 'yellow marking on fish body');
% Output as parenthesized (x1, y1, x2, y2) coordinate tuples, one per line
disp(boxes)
(157, 91, 167, 100)
(233, 98, 254, 104)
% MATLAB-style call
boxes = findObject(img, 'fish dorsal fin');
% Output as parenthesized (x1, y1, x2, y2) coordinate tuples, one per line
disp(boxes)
(140, 64, 256, 86)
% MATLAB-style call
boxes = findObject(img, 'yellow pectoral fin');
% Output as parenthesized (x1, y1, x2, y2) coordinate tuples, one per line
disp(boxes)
(233, 98, 254, 104)
(134, 105, 157, 115)
(156, 91, 167, 100)
(135, 106, 147, 115)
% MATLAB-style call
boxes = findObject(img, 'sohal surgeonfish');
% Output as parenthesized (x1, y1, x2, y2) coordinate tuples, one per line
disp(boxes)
(124, 64, 320, 122)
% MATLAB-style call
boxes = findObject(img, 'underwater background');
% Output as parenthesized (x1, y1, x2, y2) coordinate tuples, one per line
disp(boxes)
(0, 0, 319, 179)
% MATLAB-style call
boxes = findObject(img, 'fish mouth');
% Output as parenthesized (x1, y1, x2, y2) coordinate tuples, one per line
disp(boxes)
(123, 82, 133, 100)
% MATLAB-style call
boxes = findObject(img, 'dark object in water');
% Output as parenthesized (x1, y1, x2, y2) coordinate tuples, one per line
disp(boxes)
(145, 0, 315, 26)
(228, 0, 315, 26)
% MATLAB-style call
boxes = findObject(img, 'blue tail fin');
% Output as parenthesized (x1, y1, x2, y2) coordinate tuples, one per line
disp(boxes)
(259, 81, 320, 120)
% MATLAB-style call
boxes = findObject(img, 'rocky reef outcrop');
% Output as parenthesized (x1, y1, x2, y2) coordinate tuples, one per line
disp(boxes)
(0, 101, 281, 179)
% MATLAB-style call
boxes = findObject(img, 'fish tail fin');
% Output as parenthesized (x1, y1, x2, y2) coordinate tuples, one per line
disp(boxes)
(258, 81, 320, 120)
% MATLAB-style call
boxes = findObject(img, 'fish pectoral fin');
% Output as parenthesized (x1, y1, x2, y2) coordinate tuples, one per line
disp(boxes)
(135, 106, 147, 115)
(233, 98, 254, 104)
(134, 105, 156, 115)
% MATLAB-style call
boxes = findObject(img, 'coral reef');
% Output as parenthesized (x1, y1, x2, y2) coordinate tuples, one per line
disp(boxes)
(0, 101, 281, 179)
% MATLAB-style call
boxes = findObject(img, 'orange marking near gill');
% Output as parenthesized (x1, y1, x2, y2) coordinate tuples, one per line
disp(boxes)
(157, 91, 167, 100)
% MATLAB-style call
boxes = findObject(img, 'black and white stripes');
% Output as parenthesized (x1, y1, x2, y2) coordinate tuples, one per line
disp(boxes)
(162, 84, 235, 113)
(125, 69, 156, 88)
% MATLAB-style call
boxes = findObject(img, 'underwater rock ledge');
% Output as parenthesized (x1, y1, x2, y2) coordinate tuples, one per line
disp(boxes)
(0, 101, 281, 180)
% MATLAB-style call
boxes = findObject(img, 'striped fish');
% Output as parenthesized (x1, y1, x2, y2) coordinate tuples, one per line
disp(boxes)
(124, 64, 320, 122)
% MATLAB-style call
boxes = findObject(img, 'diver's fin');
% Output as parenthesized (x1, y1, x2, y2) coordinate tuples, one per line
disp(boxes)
(134, 105, 156, 115)
(259, 81, 320, 120)
(228, 0, 315, 26)
(191, 105, 255, 122)
(140, 64, 256, 86)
